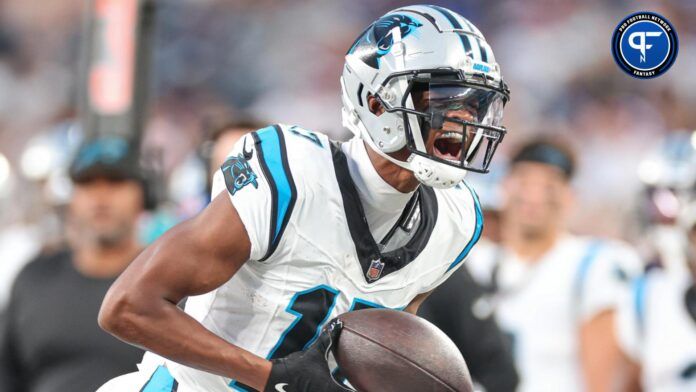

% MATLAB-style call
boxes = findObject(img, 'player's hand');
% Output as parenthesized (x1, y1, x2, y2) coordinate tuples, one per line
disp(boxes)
(263, 319, 353, 392)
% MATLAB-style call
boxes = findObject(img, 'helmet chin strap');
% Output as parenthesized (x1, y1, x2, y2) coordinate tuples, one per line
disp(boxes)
(411, 154, 468, 188)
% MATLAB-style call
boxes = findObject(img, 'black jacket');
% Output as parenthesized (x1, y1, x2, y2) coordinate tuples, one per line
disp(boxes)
(0, 249, 143, 392)
(418, 265, 519, 392)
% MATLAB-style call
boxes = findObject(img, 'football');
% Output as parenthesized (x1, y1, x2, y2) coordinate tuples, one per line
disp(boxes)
(334, 308, 473, 392)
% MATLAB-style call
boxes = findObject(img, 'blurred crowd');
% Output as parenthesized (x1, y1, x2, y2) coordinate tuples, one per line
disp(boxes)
(1, 0, 696, 242)
(0, 0, 695, 391)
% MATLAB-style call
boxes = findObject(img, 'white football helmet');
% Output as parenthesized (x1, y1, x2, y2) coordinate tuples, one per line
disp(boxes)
(637, 130, 696, 225)
(341, 5, 510, 188)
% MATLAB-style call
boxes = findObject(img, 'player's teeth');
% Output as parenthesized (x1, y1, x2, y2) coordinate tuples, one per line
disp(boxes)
(438, 132, 462, 141)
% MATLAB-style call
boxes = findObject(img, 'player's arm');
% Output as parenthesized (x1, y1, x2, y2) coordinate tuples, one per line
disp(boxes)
(610, 275, 645, 392)
(98, 193, 272, 390)
(404, 290, 432, 314)
(578, 245, 643, 392)
(579, 310, 622, 392)
(613, 350, 642, 392)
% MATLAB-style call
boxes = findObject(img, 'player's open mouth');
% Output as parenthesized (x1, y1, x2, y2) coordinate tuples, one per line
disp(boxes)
(433, 131, 463, 162)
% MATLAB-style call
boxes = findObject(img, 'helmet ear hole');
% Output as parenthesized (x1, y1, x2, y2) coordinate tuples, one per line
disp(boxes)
(367, 94, 385, 116)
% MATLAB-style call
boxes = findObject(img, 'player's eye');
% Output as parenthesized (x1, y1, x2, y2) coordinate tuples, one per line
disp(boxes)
(432, 101, 478, 116)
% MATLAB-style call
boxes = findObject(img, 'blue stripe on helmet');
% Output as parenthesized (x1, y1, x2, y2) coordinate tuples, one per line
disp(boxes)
(427, 5, 473, 58)
(477, 38, 489, 63)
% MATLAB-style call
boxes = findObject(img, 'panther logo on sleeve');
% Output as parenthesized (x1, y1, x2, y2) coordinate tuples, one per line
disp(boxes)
(222, 152, 259, 195)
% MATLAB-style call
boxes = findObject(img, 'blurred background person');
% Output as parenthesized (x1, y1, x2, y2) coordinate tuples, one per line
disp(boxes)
(613, 180, 696, 391)
(0, 137, 146, 392)
(633, 130, 696, 274)
(0, 121, 81, 320)
(165, 116, 266, 220)
(465, 138, 644, 392)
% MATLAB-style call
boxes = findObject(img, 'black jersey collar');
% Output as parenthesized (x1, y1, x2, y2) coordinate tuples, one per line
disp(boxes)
(330, 142, 438, 283)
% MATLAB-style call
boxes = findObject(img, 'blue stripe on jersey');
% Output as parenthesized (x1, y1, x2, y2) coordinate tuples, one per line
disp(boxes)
(254, 125, 297, 261)
(633, 274, 648, 333)
(572, 240, 604, 299)
(266, 285, 340, 359)
(256, 127, 292, 242)
(141, 366, 177, 392)
(447, 182, 484, 272)
(426, 5, 473, 57)
(228, 380, 252, 391)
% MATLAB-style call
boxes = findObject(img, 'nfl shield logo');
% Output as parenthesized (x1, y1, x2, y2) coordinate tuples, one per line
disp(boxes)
(366, 259, 385, 282)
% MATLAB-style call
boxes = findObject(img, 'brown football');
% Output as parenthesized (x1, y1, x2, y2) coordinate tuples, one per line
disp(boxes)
(334, 308, 473, 392)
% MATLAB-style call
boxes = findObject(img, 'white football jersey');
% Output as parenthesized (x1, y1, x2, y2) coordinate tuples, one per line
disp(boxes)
(159, 124, 482, 391)
(616, 269, 696, 392)
(466, 235, 642, 392)
(644, 225, 691, 276)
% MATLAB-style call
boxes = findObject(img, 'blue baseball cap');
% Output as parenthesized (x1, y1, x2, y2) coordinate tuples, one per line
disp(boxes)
(69, 137, 142, 183)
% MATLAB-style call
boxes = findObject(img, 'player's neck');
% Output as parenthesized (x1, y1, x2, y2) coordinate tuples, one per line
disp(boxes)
(363, 141, 420, 193)
(503, 227, 560, 263)
(345, 140, 417, 240)
(72, 237, 141, 279)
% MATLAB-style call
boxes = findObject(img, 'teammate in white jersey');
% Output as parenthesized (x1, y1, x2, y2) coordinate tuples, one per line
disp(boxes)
(465, 138, 642, 392)
(614, 195, 696, 392)
(97, 5, 510, 392)
(634, 131, 696, 275)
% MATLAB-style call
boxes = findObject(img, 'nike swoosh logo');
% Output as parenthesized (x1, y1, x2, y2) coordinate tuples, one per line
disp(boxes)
(275, 383, 289, 392)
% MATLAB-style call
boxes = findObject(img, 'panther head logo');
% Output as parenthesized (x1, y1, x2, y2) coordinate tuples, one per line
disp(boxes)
(222, 153, 259, 196)
(348, 14, 423, 68)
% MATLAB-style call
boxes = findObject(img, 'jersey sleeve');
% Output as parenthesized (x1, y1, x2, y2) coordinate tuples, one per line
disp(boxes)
(211, 132, 272, 261)
(576, 241, 643, 322)
(211, 126, 300, 262)
(614, 275, 647, 361)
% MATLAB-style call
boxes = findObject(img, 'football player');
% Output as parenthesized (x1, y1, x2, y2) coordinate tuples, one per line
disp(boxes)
(97, 5, 510, 392)
(614, 170, 696, 391)
(635, 130, 696, 274)
(465, 138, 643, 392)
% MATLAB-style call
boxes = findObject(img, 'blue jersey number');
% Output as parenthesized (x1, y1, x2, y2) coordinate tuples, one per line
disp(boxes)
(268, 287, 389, 359)
(267, 285, 339, 359)
(229, 287, 385, 390)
